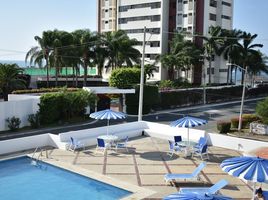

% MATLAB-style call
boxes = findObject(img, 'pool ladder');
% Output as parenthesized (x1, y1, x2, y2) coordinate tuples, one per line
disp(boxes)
(31, 147, 48, 166)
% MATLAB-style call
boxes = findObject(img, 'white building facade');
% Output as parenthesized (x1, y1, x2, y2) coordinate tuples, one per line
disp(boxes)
(97, 0, 234, 84)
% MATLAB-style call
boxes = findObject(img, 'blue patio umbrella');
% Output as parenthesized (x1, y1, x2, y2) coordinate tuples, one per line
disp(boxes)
(221, 156, 268, 199)
(90, 109, 127, 135)
(170, 116, 207, 145)
(163, 192, 233, 200)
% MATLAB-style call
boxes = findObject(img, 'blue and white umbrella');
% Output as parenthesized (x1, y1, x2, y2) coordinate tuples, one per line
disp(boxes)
(170, 116, 207, 145)
(221, 156, 268, 198)
(90, 109, 127, 135)
(163, 192, 233, 200)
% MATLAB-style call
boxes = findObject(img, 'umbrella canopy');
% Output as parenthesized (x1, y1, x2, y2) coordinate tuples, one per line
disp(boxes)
(221, 156, 268, 198)
(163, 192, 233, 200)
(170, 116, 207, 145)
(170, 116, 208, 128)
(89, 109, 126, 120)
(89, 109, 127, 135)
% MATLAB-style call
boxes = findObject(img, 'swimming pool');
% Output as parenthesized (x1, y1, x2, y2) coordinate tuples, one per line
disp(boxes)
(0, 156, 131, 200)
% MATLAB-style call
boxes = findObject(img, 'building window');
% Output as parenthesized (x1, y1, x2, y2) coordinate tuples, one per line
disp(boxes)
(118, 15, 161, 24)
(188, 26, 192, 31)
(183, 14, 187, 17)
(119, 2, 161, 12)
(124, 28, 160, 34)
(150, 41, 160, 47)
(105, 21, 108, 24)
(222, 15, 231, 20)
(219, 69, 228, 72)
(209, 13, 216, 21)
(209, 0, 217, 7)
(183, 1, 188, 4)
(207, 68, 215, 75)
(222, 1, 231, 7)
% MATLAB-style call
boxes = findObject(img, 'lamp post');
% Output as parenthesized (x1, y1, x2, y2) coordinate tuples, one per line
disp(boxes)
(226, 63, 248, 132)
(138, 27, 146, 121)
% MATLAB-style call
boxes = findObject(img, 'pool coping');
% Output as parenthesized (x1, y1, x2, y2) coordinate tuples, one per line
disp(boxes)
(28, 154, 156, 200)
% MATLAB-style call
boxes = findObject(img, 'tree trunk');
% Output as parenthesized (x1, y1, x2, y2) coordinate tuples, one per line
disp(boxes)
(230, 66, 233, 84)
(65, 67, 68, 86)
(2, 87, 8, 101)
(226, 65, 230, 85)
(72, 65, 75, 87)
(75, 65, 79, 88)
(45, 57, 49, 88)
(83, 60, 88, 87)
(208, 55, 212, 85)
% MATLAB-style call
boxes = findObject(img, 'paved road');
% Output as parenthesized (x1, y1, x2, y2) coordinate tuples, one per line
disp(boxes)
(0, 97, 264, 140)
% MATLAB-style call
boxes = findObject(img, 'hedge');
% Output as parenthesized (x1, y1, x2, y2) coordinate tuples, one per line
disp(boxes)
(39, 89, 96, 124)
(217, 121, 231, 134)
(13, 87, 79, 94)
(126, 85, 159, 114)
(109, 68, 140, 89)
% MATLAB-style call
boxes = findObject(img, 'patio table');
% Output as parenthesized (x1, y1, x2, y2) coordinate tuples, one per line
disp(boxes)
(176, 141, 197, 157)
(98, 135, 118, 148)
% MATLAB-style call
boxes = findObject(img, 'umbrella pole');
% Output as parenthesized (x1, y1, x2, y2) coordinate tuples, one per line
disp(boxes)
(107, 119, 109, 135)
(252, 182, 256, 200)
(187, 128, 189, 147)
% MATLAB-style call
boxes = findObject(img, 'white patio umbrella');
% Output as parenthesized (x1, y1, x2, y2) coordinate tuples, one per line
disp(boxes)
(221, 156, 268, 199)
(170, 116, 207, 146)
(89, 109, 127, 135)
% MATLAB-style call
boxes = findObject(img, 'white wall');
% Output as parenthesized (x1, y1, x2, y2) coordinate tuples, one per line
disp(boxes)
(0, 96, 40, 131)
(1, 120, 268, 156)
(0, 134, 51, 155)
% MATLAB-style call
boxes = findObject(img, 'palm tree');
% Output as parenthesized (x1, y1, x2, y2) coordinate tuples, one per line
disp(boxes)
(231, 32, 263, 83)
(101, 30, 140, 70)
(219, 29, 243, 84)
(0, 64, 26, 101)
(72, 29, 96, 86)
(202, 26, 224, 84)
(160, 54, 182, 80)
(25, 30, 54, 87)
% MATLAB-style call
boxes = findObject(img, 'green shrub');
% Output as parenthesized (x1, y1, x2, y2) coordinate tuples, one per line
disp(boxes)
(28, 113, 40, 128)
(231, 117, 240, 129)
(109, 68, 140, 89)
(126, 85, 159, 114)
(39, 89, 97, 124)
(6, 116, 21, 131)
(158, 80, 174, 90)
(12, 87, 79, 94)
(217, 121, 231, 134)
(256, 97, 268, 124)
(242, 114, 260, 128)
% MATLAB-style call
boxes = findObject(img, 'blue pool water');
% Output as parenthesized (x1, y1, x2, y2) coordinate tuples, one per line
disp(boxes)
(0, 157, 131, 200)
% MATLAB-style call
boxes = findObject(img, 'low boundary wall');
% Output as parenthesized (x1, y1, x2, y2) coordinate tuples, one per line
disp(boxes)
(1, 121, 268, 155)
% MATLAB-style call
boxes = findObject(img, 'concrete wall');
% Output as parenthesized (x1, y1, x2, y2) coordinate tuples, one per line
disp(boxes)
(1, 121, 268, 156)
(0, 96, 40, 131)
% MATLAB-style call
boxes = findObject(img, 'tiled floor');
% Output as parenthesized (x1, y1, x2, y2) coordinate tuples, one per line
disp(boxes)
(33, 136, 258, 200)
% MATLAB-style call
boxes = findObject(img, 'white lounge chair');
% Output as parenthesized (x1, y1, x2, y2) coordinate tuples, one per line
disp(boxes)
(164, 162, 206, 183)
(179, 179, 228, 194)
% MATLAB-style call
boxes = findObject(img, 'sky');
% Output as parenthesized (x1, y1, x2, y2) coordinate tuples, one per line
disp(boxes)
(0, 0, 267, 61)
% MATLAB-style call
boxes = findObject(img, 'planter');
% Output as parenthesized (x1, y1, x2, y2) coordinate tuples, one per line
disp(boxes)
(250, 122, 268, 135)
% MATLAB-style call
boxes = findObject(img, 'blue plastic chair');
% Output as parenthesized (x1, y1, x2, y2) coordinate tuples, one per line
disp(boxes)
(179, 179, 228, 194)
(192, 144, 209, 160)
(194, 137, 207, 149)
(164, 162, 206, 183)
(167, 140, 182, 158)
(95, 138, 109, 154)
(69, 137, 85, 151)
(174, 136, 182, 144)
(115, 136, 129, 152)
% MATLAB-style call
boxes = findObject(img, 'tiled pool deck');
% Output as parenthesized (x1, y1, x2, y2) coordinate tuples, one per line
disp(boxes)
(1, 136, 260, 199)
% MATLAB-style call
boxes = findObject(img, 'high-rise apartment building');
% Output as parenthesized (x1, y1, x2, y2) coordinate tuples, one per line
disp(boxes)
(97, 0, 234, 84)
